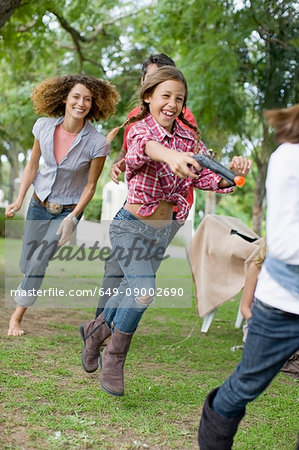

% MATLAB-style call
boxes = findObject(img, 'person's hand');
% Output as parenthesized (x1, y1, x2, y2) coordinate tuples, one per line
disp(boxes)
(229, 156, 252, 176)
(5, 202, 21, 218)
(167, 152, 201, 179)
(110, 158, 126, 184)
(56, 216, 74, 246)
(240, 306, 253, 321)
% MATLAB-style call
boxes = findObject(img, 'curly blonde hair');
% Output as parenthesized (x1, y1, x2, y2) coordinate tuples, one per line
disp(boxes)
(31, 75, 120, 121)
(107, 66, 200, 142)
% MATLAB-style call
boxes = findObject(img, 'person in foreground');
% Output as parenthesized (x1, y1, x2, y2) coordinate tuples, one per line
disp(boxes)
(240, 236, 299, 377)
(198, 103, 299, 449)
(80, 66, 251, 397)
(5, 75, 119, 336)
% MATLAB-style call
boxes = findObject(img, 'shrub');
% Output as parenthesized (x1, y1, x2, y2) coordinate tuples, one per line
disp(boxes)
(83, 197, 102, 221)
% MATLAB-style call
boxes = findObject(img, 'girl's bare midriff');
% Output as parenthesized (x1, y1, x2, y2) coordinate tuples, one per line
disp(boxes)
(125, 200, 174, 228)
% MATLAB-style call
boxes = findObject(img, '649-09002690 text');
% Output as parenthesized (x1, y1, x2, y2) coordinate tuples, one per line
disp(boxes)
(10, 287, 185, 298)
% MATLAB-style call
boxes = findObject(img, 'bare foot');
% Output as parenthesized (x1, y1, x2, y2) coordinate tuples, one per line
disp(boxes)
(8, 321, 25, 336)
(7, 306, 27, 336)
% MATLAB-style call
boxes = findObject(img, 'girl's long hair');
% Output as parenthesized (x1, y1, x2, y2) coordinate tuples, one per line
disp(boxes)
(107, 66, 200, 142)
(264, 104, 299, 144)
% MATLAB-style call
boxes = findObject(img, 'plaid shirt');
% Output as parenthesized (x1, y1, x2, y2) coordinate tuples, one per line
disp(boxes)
(126, 114, 234, 223)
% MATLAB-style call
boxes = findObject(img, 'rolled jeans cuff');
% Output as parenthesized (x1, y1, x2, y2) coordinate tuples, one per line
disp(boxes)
(14, 283, 38, 307)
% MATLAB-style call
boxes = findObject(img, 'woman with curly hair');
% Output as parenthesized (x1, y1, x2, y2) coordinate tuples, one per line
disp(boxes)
(5, 74, 119, 336)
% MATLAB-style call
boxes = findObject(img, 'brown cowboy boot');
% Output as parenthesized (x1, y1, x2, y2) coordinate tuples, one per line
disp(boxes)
(99, 325, 134, 396)
(80, 313, 111, 373)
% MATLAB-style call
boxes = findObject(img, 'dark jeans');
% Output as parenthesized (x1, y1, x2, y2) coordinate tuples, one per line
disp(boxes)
(95, 211, 182, 318)
(212, 299, 299, 418)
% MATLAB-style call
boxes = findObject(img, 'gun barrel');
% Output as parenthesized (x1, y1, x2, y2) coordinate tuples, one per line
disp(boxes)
(193, 154, 245, 187)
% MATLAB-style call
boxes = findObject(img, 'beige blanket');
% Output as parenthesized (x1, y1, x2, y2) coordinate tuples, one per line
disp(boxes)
(186, 214, 262, 317)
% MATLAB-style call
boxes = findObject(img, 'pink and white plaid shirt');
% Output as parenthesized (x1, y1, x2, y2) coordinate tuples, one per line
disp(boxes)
(126, 114, 234, 223)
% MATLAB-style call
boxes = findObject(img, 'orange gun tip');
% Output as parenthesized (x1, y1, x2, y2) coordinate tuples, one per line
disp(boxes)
(234, 176, 246, 187)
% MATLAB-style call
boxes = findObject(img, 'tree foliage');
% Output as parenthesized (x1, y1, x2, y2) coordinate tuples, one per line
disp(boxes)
(0, 0, 298, 230)
(0, 0, 150, 199)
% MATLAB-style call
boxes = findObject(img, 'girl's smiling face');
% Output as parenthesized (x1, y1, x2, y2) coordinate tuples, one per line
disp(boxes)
(145, 79, 186, 132)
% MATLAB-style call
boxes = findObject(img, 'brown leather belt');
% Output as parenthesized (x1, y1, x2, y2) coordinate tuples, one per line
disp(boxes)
(33, 192, 76, 211)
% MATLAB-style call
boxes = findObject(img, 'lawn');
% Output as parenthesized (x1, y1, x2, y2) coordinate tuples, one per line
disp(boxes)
(0, 238, 298, 449)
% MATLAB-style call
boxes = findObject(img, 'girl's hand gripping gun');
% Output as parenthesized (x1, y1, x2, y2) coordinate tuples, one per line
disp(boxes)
(193, 153, 246, 187)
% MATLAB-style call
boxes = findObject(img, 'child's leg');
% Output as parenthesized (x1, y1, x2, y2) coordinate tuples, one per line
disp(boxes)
(95, 255, 124, 318)
(212, 300, 299, 418)
(100, 210, 171, 396)
(198, 300, 299, 448)
(104, 214, 171, 332)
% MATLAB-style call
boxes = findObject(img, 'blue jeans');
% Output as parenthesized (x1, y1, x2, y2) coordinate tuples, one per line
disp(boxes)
(103, 207, 171, 333)
(95, 211, 181, 318)
(212, 299, 299, 418)
(16, 197, 80, 307)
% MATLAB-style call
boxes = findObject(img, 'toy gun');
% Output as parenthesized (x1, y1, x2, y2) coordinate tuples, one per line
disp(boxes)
(192, 153, 246, 187)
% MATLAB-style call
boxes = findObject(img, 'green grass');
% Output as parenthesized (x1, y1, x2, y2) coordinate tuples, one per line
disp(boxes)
(0, 237, 298, 449)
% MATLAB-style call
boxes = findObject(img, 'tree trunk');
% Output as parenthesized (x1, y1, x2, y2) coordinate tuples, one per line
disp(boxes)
(8, 141, 19, 203)
(8, 163, 16, 204)
(0, 0, 21, 29)
(205, 191, 216, 215)
(252, 186, 264, 236)
(251, 125, 273, 235)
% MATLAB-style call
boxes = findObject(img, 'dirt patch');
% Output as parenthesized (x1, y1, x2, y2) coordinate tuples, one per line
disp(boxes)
(0, 305, 91, 337)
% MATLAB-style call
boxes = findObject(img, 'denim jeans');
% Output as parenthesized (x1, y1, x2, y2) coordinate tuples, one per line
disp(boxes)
(16, 197, 80, 307)
(103, 207, 171, 333)
(212, 299, 299, 418)
(95, 211, 181, 318)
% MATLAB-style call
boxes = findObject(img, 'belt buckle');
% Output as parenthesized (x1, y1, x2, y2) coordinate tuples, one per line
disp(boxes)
(45, 200, 63, 215)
